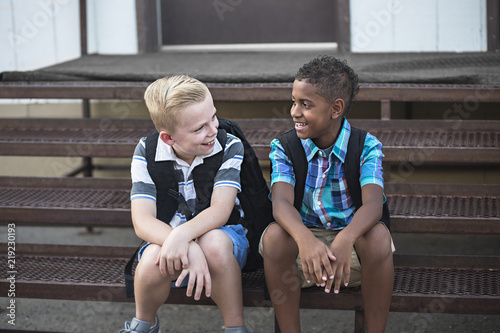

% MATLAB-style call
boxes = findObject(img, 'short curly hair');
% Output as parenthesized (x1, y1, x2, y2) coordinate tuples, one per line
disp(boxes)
(296, 55, 359, 114)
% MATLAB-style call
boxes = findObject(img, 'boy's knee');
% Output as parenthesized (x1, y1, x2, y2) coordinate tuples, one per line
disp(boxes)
(261, 223, 297, 261)
(198, 230, 233, 266)
(135, 245, 164, 284)
(357, 224, 393, 263)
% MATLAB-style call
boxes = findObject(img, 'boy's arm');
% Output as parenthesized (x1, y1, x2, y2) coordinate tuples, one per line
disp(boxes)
(326, 184, 383, 293)
(130, 138, 175, 245)
(131, 198, 173, 245)
(158, 185, 238, 277)
(272, 182, 335, 286)
(338, 184, 384, 243)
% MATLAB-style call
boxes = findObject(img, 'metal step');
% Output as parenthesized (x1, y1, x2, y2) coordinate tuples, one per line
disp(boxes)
(0, 177, 498, 234)
(1, 118, 499, 163)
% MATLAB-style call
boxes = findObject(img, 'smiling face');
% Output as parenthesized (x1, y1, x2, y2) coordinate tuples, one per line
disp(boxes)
(291, 79, 344, 149)
(160, 92, 219, 164)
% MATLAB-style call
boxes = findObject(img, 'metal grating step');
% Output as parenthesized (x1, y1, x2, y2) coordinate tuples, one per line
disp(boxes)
(1, 118, 499, 163)
(0, 178, 499, 233)
(386, 194, 500, 219)
(0, 187, 130, 209)
(3, 253, 498, 297)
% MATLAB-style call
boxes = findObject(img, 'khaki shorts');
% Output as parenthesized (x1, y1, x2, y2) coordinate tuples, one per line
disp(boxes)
(259, 222, 395, 289)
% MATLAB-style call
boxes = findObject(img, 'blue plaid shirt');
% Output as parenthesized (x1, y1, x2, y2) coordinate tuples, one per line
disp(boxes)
(269, 119, 385, 230)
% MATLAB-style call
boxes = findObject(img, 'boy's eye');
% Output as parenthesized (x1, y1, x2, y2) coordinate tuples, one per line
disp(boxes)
(195, 125, 204, 132)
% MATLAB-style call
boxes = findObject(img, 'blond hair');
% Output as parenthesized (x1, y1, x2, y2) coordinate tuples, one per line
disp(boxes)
(144, 75, 209, 132)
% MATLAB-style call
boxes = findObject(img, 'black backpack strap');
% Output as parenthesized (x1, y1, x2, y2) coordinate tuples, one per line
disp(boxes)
(124, 241, 144, 298)
(192, 129, 227, 218)
(345, 127, 367, 213)
(145, 131, 179, 223)
(346, 126, 391, 229)
(276, 129, 307, 211)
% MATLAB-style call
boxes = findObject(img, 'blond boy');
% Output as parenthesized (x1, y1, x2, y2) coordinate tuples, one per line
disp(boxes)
(121, 75, 252, 333)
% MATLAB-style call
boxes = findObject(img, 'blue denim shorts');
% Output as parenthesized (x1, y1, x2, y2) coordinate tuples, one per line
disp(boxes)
(138, 224, 249, 288)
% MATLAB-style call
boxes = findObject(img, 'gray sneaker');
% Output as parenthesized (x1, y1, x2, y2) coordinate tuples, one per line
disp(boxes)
(119, 315, 160, 333)
(225, 327, 253, 333)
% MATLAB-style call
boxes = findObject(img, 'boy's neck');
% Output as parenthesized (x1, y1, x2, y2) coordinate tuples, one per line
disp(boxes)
(312, 118, 343, 150)
(172, 146, 196, 165)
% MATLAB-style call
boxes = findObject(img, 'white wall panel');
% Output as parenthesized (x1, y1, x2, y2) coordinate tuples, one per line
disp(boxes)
(437, 0, 487, 51)
(393, 1, 438, 52)
(11, 0, 57, 70)
(0, 0, 138, 72)
(89, 0, 138, 55)
(52, 0, 81, 63)
(351, 0, 487, 52)
(350, 0, 402, 52)
(0, 1, 17, 72)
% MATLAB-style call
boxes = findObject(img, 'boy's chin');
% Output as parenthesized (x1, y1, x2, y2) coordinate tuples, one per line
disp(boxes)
(200, 145, 215, 156)
(295, 130, 310, 140)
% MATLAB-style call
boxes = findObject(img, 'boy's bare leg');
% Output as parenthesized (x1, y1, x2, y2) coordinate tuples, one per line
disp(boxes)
(261, 224, 301, 333)
(354, 223, 394, 333)
(134, 244, 172, 324)
(197, 230, 245, 328)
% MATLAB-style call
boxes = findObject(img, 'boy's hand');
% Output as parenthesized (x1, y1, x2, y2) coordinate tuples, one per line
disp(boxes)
(175, 242, 212, 300)
(326, 234, 354, 294)
(298, 234, 336, 286)
(156, 228, 191, 277)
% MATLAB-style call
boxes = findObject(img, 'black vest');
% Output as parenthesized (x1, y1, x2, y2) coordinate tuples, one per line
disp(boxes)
(145, 129, 240, 225)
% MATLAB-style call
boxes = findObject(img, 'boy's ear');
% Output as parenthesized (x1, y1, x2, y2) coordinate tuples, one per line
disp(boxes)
(331, 98, 345, 119)
(159, 131, 175, 146)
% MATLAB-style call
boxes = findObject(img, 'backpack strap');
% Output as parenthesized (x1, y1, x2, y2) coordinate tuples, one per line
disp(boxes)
(277, 129, 306, 211)
(346, 127, 391, 229)
(145, 131, 179, 223)
(124, 240, 143, 298)
(344, 127, 367, 214)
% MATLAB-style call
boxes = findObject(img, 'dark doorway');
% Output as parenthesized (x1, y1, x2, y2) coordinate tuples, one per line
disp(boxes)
(160, 0, 349, 46)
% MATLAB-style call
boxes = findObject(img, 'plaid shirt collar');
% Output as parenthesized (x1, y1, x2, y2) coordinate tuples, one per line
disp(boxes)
(301, 118, 352, 163)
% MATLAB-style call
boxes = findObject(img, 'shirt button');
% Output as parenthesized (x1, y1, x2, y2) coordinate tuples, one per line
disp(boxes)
(322, 173, 326, 178)
(326, 222, 332, 227)
(317, 201, 321, 206)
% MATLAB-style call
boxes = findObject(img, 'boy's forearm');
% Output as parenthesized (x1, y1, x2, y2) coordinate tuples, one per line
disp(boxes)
(271, 182, 314, 246)
(338, 199, 382, 245)
(133, 214, 174, 245)
(274, 200, 315, 245)
(172, 186, 239, 241)
(338, 183, 384, 244)
(173, 204, 231, 241)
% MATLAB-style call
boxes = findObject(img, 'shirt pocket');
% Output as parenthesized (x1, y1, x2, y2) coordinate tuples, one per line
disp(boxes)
(329, 176, 352, 211)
